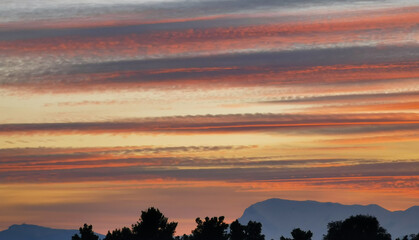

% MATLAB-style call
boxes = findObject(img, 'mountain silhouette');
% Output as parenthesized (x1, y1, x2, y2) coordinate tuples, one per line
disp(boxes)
(239, 198, 419, 240)
(0, 224, 105, 240)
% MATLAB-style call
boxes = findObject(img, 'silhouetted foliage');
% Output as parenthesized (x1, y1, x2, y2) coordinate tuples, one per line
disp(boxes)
(280, 228, 313, 240)
(132, 207, 178, 240)
(280, 228, 312, 240)
(72, 224, 99, 240)
(245, 221, 265, 240)
(191, 216, 229, 240)
(396, 233, 419, 240)
(72, 208, 419, 240)
(104, 227, 133, 240)
(323, 215, 391, 240)
(229, 220, 265, 240)
(174, 234, 192, 240)
(229, 220, 246, 240)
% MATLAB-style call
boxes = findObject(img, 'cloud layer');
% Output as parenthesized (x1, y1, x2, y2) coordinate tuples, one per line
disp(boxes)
(0, 0, 418, 235)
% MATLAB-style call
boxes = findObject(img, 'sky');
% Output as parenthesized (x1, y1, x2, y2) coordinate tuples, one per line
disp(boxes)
(0, 0, 418, 236)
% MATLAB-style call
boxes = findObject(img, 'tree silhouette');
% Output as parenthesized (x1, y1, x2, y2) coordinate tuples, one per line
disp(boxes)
(229, 220, 264, 240)
(70, 207, 419, 240)
(280, 228, 312, 240)
(72, 224, 99, 240)
(245, 221, 265, 240)
(229, 220, 246, 240)
(104, 227, 133, 240)
(323, 221, 341, 240)
(323, 215, 391, 240)
(191, 216, 229, 240)
(132, 207, 177, 240)
(396, 233, 419, 240)
(174, 234, 192, 240)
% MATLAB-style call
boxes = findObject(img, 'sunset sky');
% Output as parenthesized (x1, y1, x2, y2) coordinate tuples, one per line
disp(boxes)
(0, 0, 418, 236)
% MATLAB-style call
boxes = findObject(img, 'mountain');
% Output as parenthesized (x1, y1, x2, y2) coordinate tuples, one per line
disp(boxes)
(0, 224, 105, 240)
(239, 198, 419, 240)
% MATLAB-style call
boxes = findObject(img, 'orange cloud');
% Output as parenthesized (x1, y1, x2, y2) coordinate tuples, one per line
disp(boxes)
(3, 61, 418, 93)
(0, 113, 418, 135)
(2, 6, 417, 58)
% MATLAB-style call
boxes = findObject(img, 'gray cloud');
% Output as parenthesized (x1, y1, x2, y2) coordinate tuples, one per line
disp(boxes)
(1, 160, 417, 183)
(0, 16, 249, 41)
(0, 113, 417, 135)
(3, 45, 417, 89)
(0, 0, 384, 28)
(258, 91, 419, 104)
(0, 145, 256, 164)
(67, 45, 419, 74)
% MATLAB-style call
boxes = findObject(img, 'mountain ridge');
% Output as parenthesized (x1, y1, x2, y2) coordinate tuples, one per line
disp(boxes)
(0, 223, 105, 240)
(238, 198, 419, 240)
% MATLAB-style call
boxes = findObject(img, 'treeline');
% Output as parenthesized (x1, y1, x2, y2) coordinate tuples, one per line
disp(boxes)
(72, 207, 419, 240)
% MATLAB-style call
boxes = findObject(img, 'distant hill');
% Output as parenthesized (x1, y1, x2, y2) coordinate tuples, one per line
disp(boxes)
(239, 198, 419, 240)
(0, 224, 105, 240)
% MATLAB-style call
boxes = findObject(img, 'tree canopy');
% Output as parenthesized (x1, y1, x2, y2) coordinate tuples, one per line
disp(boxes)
(132, 207, 178, 240)
(280, 228, 313, 240)
(323, 215, 391, 240)
(72, 208, 418, 240)
(104, 227, 132, 240)
(72, 224, 100, 240)
(191, 216, 229, 240)
(229, 220, 265, 240)
(396, 233, 419, 240)
(104, 207, 177, 240)
(229, 220, 246, 240)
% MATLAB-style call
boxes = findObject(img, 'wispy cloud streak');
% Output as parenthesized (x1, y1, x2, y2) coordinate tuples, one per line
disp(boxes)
(1, 145, 417, 184)
(0, 113, 418, 135)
